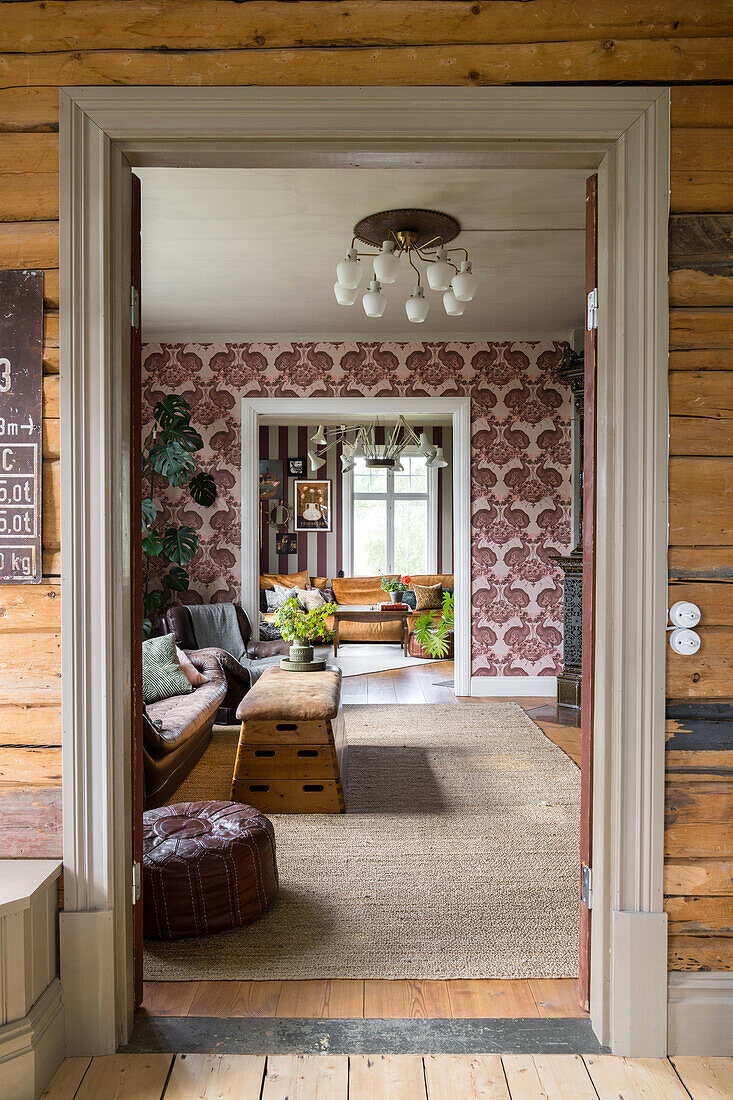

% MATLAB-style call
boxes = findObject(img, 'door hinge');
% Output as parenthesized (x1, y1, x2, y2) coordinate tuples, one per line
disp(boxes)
(586, 287, 598, 331)
(130, 285, 140, 331)
(581, 863, 593, 910)
(132, 860, 141, 906)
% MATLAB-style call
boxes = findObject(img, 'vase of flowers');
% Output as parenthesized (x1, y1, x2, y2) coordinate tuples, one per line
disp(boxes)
(380, 574, 412, 602)
(273, 595, 337, 669)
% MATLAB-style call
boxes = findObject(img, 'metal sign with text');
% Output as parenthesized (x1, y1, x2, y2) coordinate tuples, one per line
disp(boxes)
(0, 270, 44, 584)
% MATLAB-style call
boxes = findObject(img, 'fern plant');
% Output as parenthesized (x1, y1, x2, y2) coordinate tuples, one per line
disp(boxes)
(412, 590, 455, 658)
(141, 395, 218, 638)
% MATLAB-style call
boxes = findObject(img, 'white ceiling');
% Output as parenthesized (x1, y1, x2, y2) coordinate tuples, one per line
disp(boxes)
(137, 167, 587, 342)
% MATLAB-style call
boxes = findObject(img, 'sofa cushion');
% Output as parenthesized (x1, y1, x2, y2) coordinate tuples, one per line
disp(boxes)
(143, 633, 194, 704)
(145, 674, 227, 755)
(260, 569, 309, 591)
(413, 582, 443, 611)
(331, 575, 395, 606)
(176, 646, 209, 687)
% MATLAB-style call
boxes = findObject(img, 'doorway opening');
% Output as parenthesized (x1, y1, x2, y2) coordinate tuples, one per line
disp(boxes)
(59, 87, 669, 1056)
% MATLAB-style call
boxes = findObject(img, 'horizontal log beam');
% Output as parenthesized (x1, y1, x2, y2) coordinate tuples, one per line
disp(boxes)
(0, 787, 61, 859)
(0, 745, 61, 787)
(0, 582, 60, 634)
(669, 348, 733, 372)
(668, 934, 733, 970)
(1, 39, 732, 88)
(669, 457, 733, 545)
(671, 171, 733, 214)
(0, 220, 58, 268)
(667, 581, 733, 626)
(669, 309, 733, 350)
(665, 857, 733, 895)
(0, 704, 61, 745)
(671, 128, 733, 172)
(665, 895, 733, 932)
(665, 822, 733, 858)
(669, 271, 733, 309)
(1, 1, 731, 53)
(666, 626, 733, 699)
(669, 547, 733, 581)
(671, 86, 733, 128)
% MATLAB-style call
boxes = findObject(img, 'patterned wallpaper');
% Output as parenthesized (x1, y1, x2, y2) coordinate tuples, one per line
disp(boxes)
(142, 341, 572, 677)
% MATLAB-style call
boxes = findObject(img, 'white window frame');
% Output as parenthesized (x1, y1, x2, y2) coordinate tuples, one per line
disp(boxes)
(345, 448, 438, 576)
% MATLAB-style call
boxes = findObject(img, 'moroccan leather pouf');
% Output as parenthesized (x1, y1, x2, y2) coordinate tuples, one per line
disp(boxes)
(142, 801, 279, 939)
(408, 630, 454, 660)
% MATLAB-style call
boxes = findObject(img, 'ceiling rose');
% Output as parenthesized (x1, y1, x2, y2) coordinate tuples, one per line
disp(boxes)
(334, 207, 478, 323)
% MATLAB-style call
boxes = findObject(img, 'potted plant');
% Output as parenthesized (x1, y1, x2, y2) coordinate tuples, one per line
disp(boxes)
(141, 394, 218, 638)
(412, 591, 455, 658)
(274, 596, 337, 665)
(380, 574, 412, 603)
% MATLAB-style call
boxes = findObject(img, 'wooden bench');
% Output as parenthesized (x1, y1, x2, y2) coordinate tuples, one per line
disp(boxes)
(231, 667, 347, 813)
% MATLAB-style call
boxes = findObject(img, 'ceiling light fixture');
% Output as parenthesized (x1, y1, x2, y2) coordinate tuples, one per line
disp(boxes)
(334, 208, 477, 322)
(310, 417, 449, 472)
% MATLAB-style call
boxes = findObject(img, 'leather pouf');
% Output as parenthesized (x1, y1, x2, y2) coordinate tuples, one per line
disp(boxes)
(408, 630, 454, 660)
(142, 801, 279, 939)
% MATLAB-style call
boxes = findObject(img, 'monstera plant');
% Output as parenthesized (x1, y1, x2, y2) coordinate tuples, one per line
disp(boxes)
(141, 394, 218, 638)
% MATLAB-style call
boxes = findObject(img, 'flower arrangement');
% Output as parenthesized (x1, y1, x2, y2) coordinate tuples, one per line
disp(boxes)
(380, 574, 412, 594)
(274, 596, 336, 645)
(413, 591, 455, 658)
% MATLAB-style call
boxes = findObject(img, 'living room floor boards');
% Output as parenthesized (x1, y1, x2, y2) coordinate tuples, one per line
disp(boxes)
(142, 663, 584, 1021)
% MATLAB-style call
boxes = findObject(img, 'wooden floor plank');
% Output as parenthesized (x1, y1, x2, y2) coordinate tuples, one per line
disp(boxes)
(230, 980, 283, 1017)
(446, 979, 539, 1019)
(340, 674, 368, 704)
(165, 1054, 265, 1099)
(276, 979, 364, 1018)
(366, 673, 398, 704)
(41, 1057, 92, 1098)
(503, 1055, 596, 1099)
(138, 981, 200, 1017)
(261, 1054, 348, 1099)
(527, 979, 587, 1018)
(424, 1054, 510, 1099)
(584, 1055, 691, 1098)
(364, 979, 452, 1018)
(74, 1054, 173, 1100)
(671, 1056, 733, 1098)
(188, 980, 245, 1018)
(349, 1054, 427, 1099)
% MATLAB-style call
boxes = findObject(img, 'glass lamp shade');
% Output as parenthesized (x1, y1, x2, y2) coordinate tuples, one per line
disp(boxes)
(426, 248, 453, 292)
(362, 279, 387, 318)
(443, 289, 465, 316)
(452, 260, 478, 302)
(336, 247, 363, 290)
(405, 286, 429, 323)
(373, 241, 399, 284)
(426, 446, 448, 469)
(333, 280, 358, 306)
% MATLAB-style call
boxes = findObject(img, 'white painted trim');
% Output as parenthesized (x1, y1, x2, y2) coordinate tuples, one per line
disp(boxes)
(0, 979, 65, 1100)
(242, 396, 470, 696)
(668, 973, 733, 1056)
(590, 90, 670, 1056)
(60, 84, 669, 1057)
(470, 676, 557, 698)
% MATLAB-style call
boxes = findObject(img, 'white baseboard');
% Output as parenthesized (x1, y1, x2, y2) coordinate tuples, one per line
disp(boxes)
(612, 911, 668, 1056)
(59, 909, 117, 1055)
(0, 979, 64, 1100)
(470, 675, 557, 698)
(668, 973, 733, 1055)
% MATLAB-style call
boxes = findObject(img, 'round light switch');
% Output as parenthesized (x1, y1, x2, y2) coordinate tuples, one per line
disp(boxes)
(669, 628, 701, 656)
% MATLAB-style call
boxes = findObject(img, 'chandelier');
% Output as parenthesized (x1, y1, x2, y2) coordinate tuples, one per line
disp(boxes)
(307, 418, 448, 473)
(334, 208, 478, 323)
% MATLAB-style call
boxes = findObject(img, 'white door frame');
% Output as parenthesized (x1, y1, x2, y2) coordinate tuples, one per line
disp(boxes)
(242, 397, 471, 696)
(59, 86, 670, 1056)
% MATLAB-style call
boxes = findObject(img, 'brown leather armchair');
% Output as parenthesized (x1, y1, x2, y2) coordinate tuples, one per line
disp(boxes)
(143, 649, 227, 809)
(165, 603, 289, 724)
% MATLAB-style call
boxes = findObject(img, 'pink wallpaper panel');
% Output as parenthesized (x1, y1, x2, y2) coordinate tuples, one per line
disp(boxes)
(142, 341, 572, 677)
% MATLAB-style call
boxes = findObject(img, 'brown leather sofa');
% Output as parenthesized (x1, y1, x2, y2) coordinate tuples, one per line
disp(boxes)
(143, 649, 227, 809)
(166, 603, 289, 724)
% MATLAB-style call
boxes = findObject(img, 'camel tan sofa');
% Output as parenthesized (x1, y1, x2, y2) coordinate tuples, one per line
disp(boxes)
(260, 572, 453, 644)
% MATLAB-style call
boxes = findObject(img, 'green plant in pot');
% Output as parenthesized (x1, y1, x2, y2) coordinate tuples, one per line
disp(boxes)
(413, 591, 455, 658)
(274, 596, 337, 664)
(141, 394, 218, 638)
(380, 573, 411, 603)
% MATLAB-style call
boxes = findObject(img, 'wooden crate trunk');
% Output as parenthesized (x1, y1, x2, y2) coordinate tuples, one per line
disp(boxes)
(231, 709, 347, 813)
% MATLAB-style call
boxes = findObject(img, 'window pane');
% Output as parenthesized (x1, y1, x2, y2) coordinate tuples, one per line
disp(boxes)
(353, 456, 387, 494)
(394, 454, 428, 494)
(393, 498, 428, 575)
(353, 498, 387, 576)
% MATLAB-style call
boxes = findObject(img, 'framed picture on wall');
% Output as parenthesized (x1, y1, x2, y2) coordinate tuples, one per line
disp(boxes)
(276, 532, 298, 555)
(294, 479, 331, 532)
(287, 456, 306, 477)
(259, 458, 283, 499)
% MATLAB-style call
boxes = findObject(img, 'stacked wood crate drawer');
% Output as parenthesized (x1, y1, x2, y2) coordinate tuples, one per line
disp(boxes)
(231, 713, 347, 814)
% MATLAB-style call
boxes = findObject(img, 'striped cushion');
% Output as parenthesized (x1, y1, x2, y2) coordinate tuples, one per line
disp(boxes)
(142, 633, 194, 704)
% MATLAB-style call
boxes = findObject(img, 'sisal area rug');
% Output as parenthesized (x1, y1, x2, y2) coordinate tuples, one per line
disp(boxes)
(145, 703, 580, 981)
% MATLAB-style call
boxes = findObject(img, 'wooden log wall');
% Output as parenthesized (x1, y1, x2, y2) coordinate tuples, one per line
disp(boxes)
(0, 2, 731, 971)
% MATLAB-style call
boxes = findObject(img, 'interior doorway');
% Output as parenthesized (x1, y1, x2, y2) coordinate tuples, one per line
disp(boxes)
(59, 88, 669, 1056)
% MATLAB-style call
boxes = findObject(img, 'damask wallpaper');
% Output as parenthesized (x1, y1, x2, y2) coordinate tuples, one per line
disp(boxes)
(142, 341, 572, 678)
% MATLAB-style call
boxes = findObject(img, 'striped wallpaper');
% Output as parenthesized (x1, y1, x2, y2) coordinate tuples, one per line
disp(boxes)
(259, 423, 453, 578)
